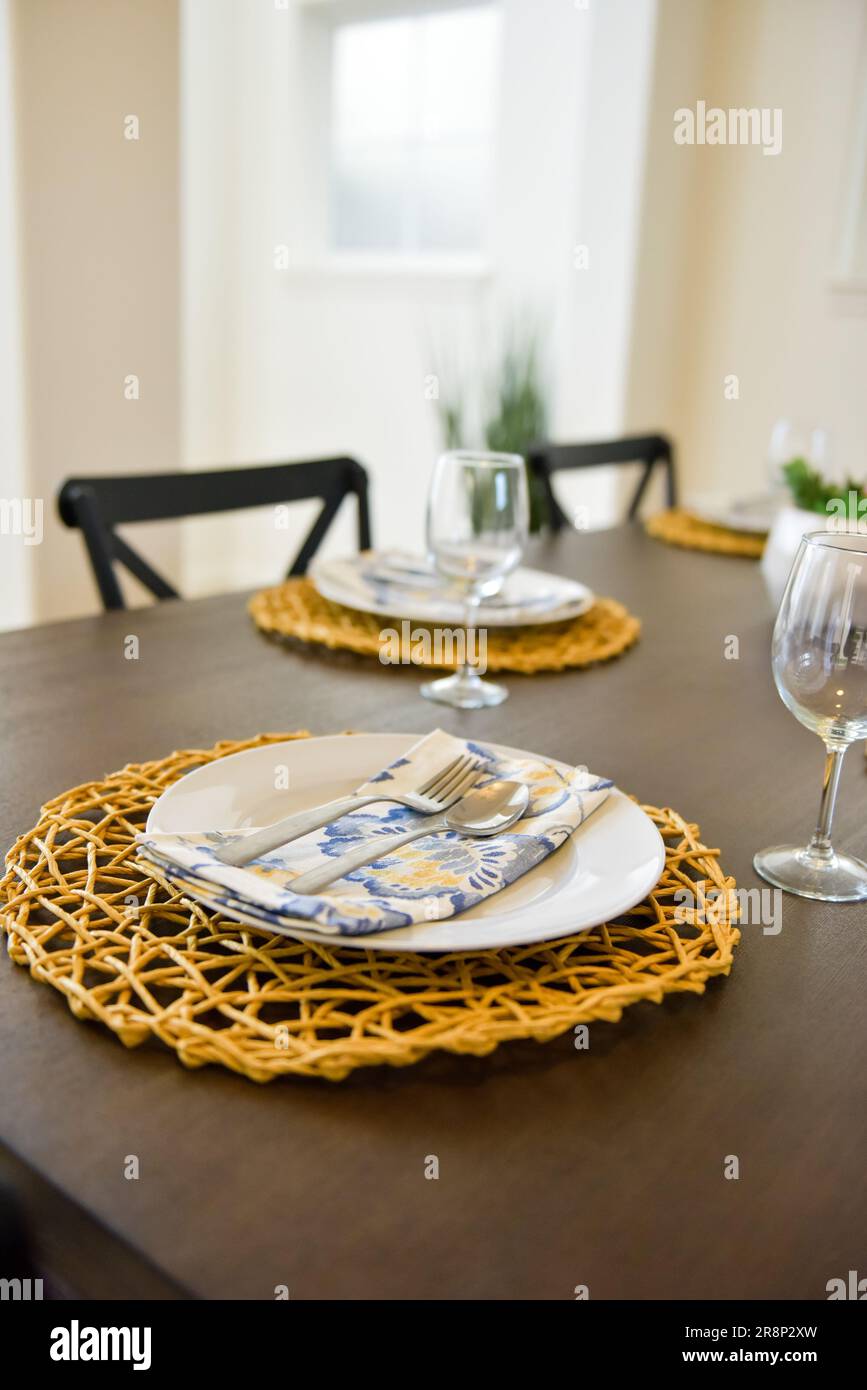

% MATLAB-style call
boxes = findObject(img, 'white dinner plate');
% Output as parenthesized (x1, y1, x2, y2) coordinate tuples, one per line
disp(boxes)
(310, 552, 595, 627)
(145, 734, 665, 953)
(687, 491, 781, 534)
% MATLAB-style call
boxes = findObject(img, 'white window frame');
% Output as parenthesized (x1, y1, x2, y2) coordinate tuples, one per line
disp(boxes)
(294, 0, 499, 278)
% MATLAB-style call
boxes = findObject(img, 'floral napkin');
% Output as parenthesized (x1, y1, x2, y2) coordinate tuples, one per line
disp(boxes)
(137, 731, 612, 936)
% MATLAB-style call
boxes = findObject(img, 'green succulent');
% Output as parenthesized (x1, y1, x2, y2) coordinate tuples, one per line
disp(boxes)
(782, 458, 865, 519)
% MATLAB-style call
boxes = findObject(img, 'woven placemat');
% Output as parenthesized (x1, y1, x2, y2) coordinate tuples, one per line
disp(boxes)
(1, 734, 740, 1082)
(249, 577, 640, 674)
(646, 508, 766, 558)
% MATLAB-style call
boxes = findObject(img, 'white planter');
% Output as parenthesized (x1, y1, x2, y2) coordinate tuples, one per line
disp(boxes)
(760, 506, 827, 608)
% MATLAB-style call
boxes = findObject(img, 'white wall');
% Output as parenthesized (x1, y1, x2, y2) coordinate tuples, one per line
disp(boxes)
(180, 0, 658, 588)
(627, 0, 867, 498)
(549, 0, 660, 522)
(1, 0, 665, 626)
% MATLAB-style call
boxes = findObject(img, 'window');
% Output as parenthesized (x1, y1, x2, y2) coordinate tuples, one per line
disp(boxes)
(330, 5, 500, 255)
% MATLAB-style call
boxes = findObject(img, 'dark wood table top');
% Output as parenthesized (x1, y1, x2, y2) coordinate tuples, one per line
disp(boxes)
(1, 525, 866, 1300)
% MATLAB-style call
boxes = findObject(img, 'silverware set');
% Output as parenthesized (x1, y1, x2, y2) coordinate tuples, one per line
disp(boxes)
(290, 778, 529, 896)
(215, 750, 528, 896)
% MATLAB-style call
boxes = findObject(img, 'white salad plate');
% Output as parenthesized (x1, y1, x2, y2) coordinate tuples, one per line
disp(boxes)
(687, 491, 781, 534)
(309, 551, 595, 627)
(146, 733, 665, 953)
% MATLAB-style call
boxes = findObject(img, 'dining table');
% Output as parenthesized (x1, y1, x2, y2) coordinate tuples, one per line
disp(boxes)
(1, 522, 865, 1301)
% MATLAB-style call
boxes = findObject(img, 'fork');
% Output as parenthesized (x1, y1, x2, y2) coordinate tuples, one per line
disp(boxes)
(215, 752, 483, 867)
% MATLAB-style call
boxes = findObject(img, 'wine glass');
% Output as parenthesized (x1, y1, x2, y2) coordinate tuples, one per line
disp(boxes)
(754, 531, 867, 901)
(767, 419, 834, 491)
(421, 450, 529, 709)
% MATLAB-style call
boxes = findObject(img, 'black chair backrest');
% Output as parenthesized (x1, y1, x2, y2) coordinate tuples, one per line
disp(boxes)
(528, 434, 676, 531)
(58, 456, 372, 611)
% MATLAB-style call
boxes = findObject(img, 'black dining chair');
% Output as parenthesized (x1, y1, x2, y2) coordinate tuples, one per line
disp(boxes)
(58, 456, 372, 611)
(528, 434, 676, 531)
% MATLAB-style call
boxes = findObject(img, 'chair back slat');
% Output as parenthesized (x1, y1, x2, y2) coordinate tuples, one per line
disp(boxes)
(528, 434, 676, 531)
(58, 457, 371, 611)
(111, 533, 179, 601)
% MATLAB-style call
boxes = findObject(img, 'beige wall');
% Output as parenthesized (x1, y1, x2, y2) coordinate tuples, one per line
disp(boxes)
(11, 0, 180, 623)
(0, 0, 30, 629)
(628, 0, 867, 496)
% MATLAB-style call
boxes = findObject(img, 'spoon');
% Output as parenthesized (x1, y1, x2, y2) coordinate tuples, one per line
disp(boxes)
(289, 779, 530, 896)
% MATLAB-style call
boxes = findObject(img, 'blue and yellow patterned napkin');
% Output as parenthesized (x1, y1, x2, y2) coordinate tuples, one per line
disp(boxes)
(137, 731, 612, 936)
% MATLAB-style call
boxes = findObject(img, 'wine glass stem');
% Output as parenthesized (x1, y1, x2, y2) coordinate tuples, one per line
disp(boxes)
(461, 589, 482, 684)
(807, 745, 847, 861)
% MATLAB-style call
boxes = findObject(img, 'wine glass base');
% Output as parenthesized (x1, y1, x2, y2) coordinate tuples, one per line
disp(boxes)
(754, 844, 867, 902)
(420, 672, 509, 710)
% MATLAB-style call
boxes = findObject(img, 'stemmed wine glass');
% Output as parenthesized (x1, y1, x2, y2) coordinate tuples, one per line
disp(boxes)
(767, 419, 833, 492)
(422, 450, 529, 710)
(754, 531, 867, 901)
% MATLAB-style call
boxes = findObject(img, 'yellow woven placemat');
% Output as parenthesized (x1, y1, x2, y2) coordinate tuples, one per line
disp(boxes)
(646, 508, 766, 558)
(0, 733, 740, 1083)
(249, 577, 640, 674)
